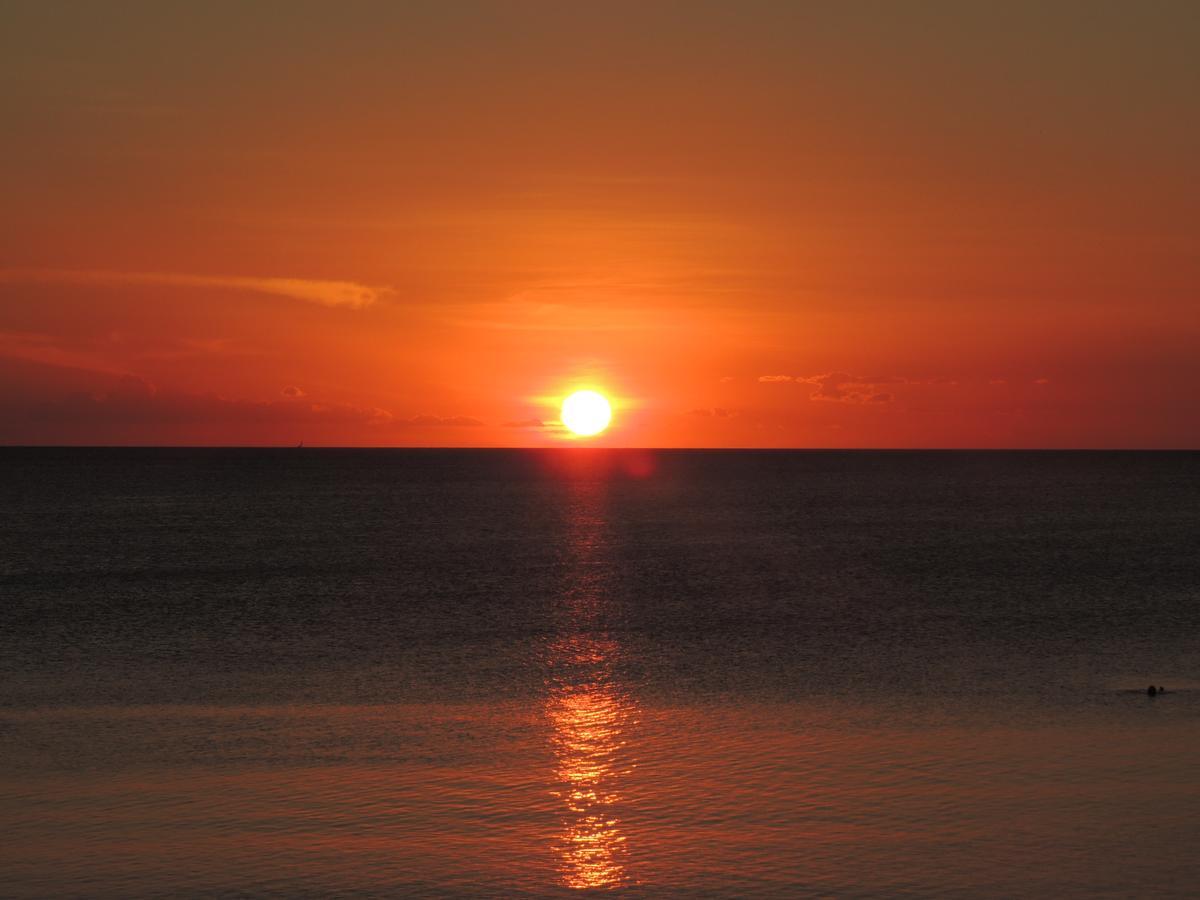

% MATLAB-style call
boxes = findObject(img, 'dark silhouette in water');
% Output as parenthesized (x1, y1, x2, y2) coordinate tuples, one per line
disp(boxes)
(1148, 685, 1157, 696)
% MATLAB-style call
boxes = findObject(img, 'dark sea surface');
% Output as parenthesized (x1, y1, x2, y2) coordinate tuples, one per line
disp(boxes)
(1, 448, 1198, 897)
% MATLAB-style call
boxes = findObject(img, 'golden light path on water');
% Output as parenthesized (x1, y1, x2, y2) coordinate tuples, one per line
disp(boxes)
(547, 637, 633, 889)
(545, 471, 637, 890)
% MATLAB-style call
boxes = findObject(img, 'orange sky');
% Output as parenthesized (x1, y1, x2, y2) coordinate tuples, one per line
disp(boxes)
(1, 2, 1197, 447)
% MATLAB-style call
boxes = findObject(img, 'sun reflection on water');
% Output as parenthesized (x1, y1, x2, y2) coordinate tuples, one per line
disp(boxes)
(547, 638, 634, 890)
(545, 476, 637, 890)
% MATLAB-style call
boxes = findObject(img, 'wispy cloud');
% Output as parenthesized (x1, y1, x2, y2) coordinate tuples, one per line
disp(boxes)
(800, 373, 896, 404)
(759, 372, 899, 404)
(18, 376, 484, 430)
(401, 414, 484, 427)
(0, 329, 130, 375)
(23, 378, 391, 426)
(0, 269, 390, 309)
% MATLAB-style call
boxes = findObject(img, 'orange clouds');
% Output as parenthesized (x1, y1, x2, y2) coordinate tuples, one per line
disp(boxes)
(757, 373, 898, 404)
(0, 270, 389, 310)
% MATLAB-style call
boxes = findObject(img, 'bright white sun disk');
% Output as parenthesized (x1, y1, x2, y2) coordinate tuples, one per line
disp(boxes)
(561, 390, 612, 437)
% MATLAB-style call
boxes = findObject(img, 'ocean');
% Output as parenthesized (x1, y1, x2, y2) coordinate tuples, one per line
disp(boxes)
(1, 448, 1198, 896)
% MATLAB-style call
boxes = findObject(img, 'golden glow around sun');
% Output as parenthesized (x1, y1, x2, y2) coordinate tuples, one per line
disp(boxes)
(561, 391, 612, 437)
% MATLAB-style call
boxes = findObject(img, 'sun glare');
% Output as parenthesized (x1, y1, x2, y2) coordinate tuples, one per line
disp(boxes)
(561, 391, 612, 437)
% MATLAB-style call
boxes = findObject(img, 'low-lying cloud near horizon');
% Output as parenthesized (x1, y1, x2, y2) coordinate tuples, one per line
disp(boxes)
(7, 375, 482, 432)
(0, 269, 390, 310)
(758, 373, 897, 404)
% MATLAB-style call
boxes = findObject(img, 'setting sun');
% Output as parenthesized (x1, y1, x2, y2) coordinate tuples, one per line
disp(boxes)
(561, 391, 612, 437)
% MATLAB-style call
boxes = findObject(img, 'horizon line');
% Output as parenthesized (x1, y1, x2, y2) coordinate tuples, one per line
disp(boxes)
(0, 444, 1195, 453)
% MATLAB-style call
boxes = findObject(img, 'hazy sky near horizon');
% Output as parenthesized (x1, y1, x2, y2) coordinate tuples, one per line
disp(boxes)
(2, 1, 1197, 446)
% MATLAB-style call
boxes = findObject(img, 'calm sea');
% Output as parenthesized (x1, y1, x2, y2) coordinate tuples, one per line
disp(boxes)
(2, 449, 1198, 897)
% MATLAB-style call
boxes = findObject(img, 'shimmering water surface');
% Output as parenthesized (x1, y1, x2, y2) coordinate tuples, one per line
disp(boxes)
(2, 449, 1198, 897)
